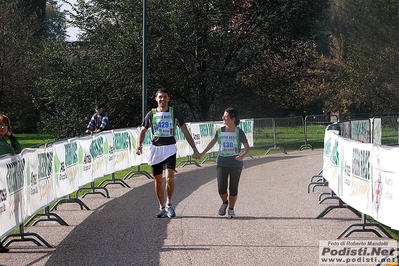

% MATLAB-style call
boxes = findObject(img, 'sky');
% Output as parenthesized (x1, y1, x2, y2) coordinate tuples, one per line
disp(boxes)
(60, 0, 79, 41)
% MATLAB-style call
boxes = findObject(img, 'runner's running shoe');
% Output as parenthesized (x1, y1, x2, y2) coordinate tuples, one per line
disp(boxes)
(218, 202, 228, 216)
(228, 209, 236, 218)
(156, 208, 167, 218)
(166, 205, 176, 218)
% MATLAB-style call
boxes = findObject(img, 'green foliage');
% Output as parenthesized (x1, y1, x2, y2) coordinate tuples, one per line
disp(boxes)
(0, 1, 45, 133)
(45, 0, 68, 41)
(36, 0, 144, 138)
(145, 0, 330, 120)
(327, 0, 399, 114)
(35, 0, 330, 138)
(5, 0, 399, 138)
(2, 0, 331, 137)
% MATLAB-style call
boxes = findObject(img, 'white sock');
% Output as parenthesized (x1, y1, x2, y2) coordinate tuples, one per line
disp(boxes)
(166, 199, 172, 206)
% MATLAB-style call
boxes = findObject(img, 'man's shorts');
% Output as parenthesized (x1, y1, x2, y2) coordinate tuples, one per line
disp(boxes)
(151, 153, 176, 176)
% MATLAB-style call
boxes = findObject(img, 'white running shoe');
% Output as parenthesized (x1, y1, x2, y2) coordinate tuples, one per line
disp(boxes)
(228, 209, 236, 218)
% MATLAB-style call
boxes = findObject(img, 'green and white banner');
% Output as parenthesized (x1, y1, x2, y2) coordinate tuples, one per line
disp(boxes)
(0, 123, 254, 238)
(323, 130, 399, 231)
(0, 154, 26, 236)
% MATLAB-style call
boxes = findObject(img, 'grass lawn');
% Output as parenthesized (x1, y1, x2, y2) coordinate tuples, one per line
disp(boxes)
(16, 133, 55, 149)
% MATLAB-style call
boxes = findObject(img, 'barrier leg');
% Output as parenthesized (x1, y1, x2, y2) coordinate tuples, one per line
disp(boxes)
(201, 152, 217, 164)
(318, 190, 339, 203)
(307, 178, 327, 193)
(299, 143, 313, 151)
(99, 173, 130, 188)
(2, 224, 52, 248)
(24, 206, 68, 226)
(312, 180, 328, 192)
(51, 195, 91, 211)
(309, 170, 323, 183)
(77, 182, 109, 198)
(124, 165, 153, 179)
(337, 213, 393, 239)
(176, 155, 201, 168)
(316, 198, 360, 219)
(265, 145, 287, 155)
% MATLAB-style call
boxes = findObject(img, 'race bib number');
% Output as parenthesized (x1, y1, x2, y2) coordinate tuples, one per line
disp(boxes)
(153, 112, 174, 137)
(219, 132, 238, 156)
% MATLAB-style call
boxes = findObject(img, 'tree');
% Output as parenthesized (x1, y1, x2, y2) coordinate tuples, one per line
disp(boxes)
(45, 0, 68, 41)
(36, 0, 143, 137)
(146, 0, 330, 120)
(343, 0, 399, 114)
(37, 0, 331, 138)
(0, 1, 44, 132)
(324, 0, 399, 115)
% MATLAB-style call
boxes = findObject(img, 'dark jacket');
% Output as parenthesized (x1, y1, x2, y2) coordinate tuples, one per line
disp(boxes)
(0, 135, 21, 156)
(86, 111, 111, 131)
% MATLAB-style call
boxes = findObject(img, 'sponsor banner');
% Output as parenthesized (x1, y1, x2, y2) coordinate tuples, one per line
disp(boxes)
(138, 128, 154, 165)
(22, 148, 52, 216)
(0, 124, 253, 238)
(190, 122, 218, 153)
(238, 119, 254, 148)
(323, 131, 342, 196)
(0, 155, 26, 235)
(37, 146, 56, 206)
(131, 128, 153, 166)
(342, 140, 373, 215)
(324, 132, 373, 215)
(103, 131, 114, 175)
(129, 128, 144, 167)
(76, 135, 94, 186)
(323, 131, 399, 230)
(340, 121, 351, 139)
(372, 118, 382, 145)
(89, 134, 106, 180)
(372, 146, 399, 230)
(53, 140, 78, 198)
(175, 125, 190, 158)
(351, 120, 370, 143)
(113, 129, 132, 170)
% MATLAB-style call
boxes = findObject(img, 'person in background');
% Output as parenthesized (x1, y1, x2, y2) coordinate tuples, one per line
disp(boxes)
(85, 104, 110, 133)
(0, 114, 22, 253)
(135, 88, 201, 218)
(0, 114, 21, 157)
(199, 108, 250, 218)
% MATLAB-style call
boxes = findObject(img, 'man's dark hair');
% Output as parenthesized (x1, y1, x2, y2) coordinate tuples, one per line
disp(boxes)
(155, 88, 170, 97)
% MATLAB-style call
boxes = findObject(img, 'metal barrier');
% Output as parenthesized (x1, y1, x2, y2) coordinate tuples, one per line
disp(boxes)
(378, 116, 399, 145)
(339, 113, 399, 145)
(350, 119, 371, 143)
(300, 114, 338, 151)
(252, 118, 274, 148)
(252, 116, 303, 154)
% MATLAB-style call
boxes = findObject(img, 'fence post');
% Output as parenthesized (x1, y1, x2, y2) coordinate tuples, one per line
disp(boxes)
(265, 118, 287, 155)
(300, 114, 338, 151)
(300, 115, 313, 151)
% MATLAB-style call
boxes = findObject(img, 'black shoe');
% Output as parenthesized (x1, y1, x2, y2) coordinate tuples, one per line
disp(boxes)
(0, 246, 9, 253)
